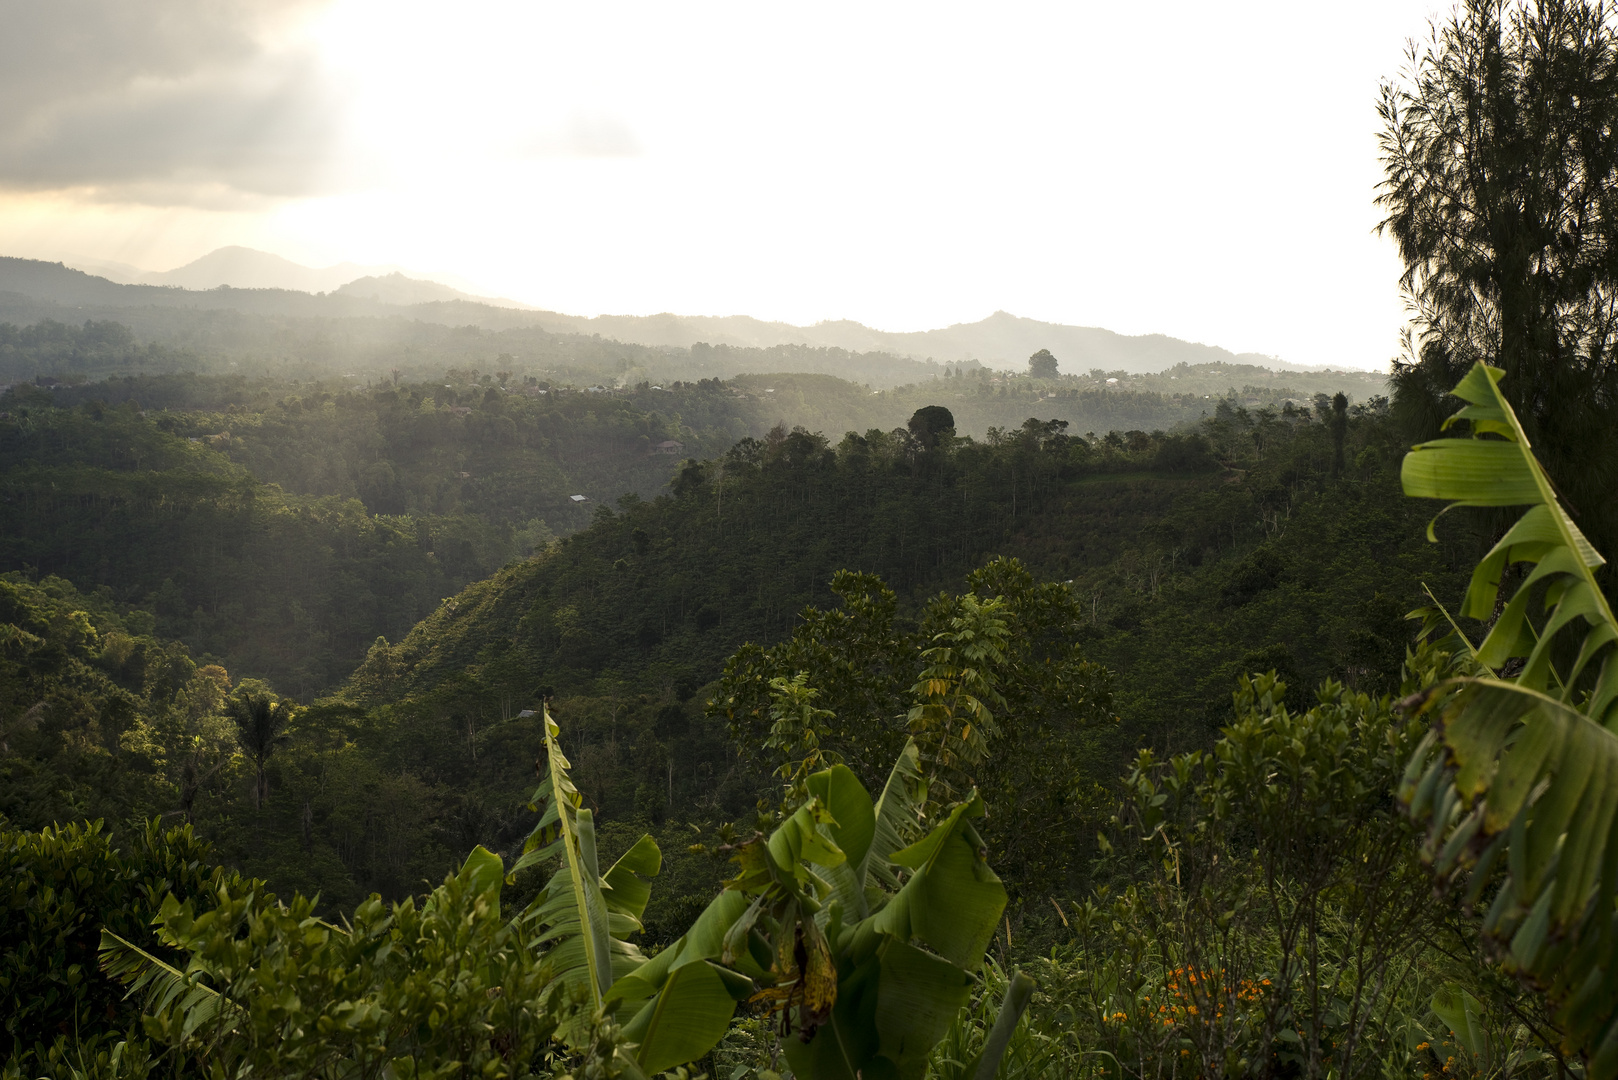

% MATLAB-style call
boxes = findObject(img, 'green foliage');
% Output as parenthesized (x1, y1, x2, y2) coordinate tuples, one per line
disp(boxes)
(0, 574, 254, 833)
(907, 405, 956, 451)
(0, 819, 244, 1071)
(511, 710, 659, 1026)
(4, 362, 1460, 954)
(1401, 362, 1618, 1074)
(907, 592, 1010, 810)
(89, 713, 1013, 1080)
(1378, 0, 1618, 563)
(762, 673, 839, 806)
(710, 758, 1008, 1080)
(180, 393, 1453, 916)
(0, 387, 711, 693)
(0, 320, 184, 380)
(224, 693, 292, 811)
(109, 848, 573, 1080)
(930, 962, 1058, 1080)
(1082, 669, 1447, 1078)
(714, 559, 1116, 893)
(923, 653, 1563, 1080)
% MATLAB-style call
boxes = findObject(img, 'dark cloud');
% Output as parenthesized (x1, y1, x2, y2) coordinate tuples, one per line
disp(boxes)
(0, 1, 349, 205)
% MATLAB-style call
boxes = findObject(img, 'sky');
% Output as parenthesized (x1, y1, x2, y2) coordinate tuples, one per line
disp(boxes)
(0, 0, 1451, 370)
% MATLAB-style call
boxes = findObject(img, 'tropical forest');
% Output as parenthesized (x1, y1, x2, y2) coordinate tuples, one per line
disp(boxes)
(4, 3, 1618, 1080)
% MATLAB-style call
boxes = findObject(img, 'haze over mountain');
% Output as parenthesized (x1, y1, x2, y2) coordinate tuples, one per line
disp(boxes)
(4, 251, 1348, 377)
(333, 272, 539, 310)
(70, 247, 401, 293)
(64, 247, 525, 305)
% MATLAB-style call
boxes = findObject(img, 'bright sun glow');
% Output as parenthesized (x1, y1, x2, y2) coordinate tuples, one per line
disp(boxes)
(1, 0, 1452, 368)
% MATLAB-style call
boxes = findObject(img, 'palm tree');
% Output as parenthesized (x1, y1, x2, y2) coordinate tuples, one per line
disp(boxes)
(226, 693, 291, 810)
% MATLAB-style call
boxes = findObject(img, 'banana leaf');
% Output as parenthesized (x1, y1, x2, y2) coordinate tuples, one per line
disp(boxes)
(511, 707, 741, 1070)
(98, 930, 233, 1045)
(512, 707, 653, 1013)
(872, 795, 1006, 971)
(608, 889, 755, 1072)
(727, 757, 1006, 1080)
(862, 739, 923, 894)
(1401, 361, 1618, 1075)
(1401, 362, 1617, 717)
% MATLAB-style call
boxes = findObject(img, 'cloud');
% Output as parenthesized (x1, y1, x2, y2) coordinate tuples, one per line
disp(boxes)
(0, 0, 351, 206)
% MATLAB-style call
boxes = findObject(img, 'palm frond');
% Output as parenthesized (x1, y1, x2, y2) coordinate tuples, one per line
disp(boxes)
(98, 930, 234, 1043)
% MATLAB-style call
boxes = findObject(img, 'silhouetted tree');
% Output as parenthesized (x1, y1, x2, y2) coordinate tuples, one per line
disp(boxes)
(226, 693, 292, 810)
(1377, 0, 1618, 562)
(1028, 349, 1059, 379)
(906, 405, 956, 450)
(1330, 392, 1348, 476)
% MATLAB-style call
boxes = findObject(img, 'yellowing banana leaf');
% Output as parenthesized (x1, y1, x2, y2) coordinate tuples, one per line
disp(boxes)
(783, 949, 884, 1080)
(783, 936, 974, 1080)
(768, 774, 1005, 1080)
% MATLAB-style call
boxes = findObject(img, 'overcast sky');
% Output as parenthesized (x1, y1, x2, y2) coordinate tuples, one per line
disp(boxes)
(0, 0, 1451, 369)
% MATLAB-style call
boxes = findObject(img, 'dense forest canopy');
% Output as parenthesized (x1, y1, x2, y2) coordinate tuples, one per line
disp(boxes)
(0, 326, 1543, 1080)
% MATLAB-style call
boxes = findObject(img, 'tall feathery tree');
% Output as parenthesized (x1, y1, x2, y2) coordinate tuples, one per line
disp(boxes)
(226, 693, 292, 810)
(1377, 0, 1618, 573)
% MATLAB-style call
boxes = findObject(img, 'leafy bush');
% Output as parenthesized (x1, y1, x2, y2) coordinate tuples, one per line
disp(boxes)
(0, 819, 243, 1069)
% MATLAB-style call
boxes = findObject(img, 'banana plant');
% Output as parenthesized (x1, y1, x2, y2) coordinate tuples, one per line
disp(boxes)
(510, 706, 744, 1074)
(1399, 361, 1618, 1075)
(98, 711, 1019, 1080)
(513, 713, 1007, 1080)
(708, 744, 1009, 1080)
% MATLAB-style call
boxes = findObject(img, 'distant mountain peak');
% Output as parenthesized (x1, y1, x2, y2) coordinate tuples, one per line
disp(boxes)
(333, 272, 536, 310)
(60, 246, 511, 303)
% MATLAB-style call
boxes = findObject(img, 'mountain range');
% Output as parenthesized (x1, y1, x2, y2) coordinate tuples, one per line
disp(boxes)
(64, 247, 520, 302)
(8, 248, 1352, 374)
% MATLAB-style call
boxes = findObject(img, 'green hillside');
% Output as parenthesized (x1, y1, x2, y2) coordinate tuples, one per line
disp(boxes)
(0, 377, 753, 692)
